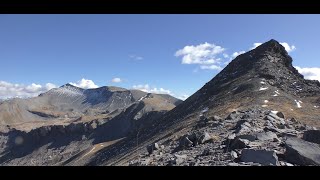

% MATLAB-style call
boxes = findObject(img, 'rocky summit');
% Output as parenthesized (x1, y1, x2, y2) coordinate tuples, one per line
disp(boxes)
(0, 39, 319, 166)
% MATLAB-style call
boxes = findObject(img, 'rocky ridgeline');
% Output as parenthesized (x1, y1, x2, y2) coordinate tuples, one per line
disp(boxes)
(129, 108, 320, 166)
(0, 118, 107, 160)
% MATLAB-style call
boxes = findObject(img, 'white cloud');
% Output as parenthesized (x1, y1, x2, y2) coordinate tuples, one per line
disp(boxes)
(111, 78, 122, 83)
(250, 42, 296, 53)
(279, 42, 296, 53)
(200, 65, 222, 70)
(70, 78, 98, 89)
(132, 84, 190, 101)
(129, 55, 143, 60)
(0, 81, 57, 99)
(132, 84, 174, 96)
(175, 42, 225, 70)
(231, 51, 246, 59)
(295, 66, 320, 81)
(251, 43, 263, 50)
(223, 53, 229, 58)
(45, 83, 57, 90)
(178, 94, 189, 101)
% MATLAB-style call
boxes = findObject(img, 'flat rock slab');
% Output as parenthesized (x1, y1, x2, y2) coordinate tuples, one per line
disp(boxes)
(285, 137, 320, 165)
(240, 148, 279, 166)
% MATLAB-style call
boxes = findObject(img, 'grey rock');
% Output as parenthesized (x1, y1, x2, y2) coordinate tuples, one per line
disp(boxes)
(147, 143, 160, 154)
(199, 132, 213, 144)
(141, 158, 151, 165)
(303, 130, 320, 144)
(275, 112, 285, 119)
(255, 131, 278, 141)
(228, 162, 240, 166)
(226, 111, 241, 120)
(201, 149, 214, 156)
(240, 149, 279, 166)
(231, 151, 238, 159)
(238, 134, 256, 141)
(174, 154, 187, 165)
(179, 136, 193, 148)
(230, 138, 250, 150)
(284, 137, 320, 165)
(213, 115, 222, 121)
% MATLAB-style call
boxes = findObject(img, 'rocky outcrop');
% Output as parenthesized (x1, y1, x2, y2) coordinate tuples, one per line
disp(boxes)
(284, 137, 320, 165)
(128, 109, 319, 166)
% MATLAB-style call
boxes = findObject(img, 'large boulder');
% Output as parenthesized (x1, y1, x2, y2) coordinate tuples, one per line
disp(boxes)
(284, 137, 320, 165)
(240, 149, 280, 166)
(303, 130, 320, 144)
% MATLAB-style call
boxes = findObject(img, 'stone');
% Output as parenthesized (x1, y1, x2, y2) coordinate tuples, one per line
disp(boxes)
(141, 158, 151, 165)
(187, 132, 201, 146)
(174, 154, 187, 165)
(147, 143, 160, 154)
(275, 112, 285, 119)
(236, 124, 251, 134)
(213, 115, 222, 121)
(228, 162, 240, 166)
(240, 149, 280, 166)
(226, 111, 240, 120)
(230, 138, 250, 150)
(179, 136, 193, 148)
(201, 149, 214, 156)
(255, 131, 278, 141)
(284, 137, 320, 165)
(303, 130, 320, 144)
(238, 134, 256, 141)
(199, 132, 214, 144)
(231, 151, 238, 159)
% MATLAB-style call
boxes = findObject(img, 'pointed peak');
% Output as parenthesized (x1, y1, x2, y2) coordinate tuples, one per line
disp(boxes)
(60, 83, 79, 89)
(253, 39, 287, 55)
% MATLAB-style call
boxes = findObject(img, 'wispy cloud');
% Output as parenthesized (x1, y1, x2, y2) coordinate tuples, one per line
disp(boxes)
(178, 94, 189, 101)
(0, 81, 57, 99)
(111, 77, 122, 83)
(200, 65, 222, 70)
(295, 66, 320, 81)
(129, 55, 143, 60)
(70, 78, 98, 89)
(132, 84, 173, 95)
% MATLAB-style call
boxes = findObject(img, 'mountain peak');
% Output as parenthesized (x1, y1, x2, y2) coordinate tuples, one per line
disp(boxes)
(60, 83, 78, 88)
(253, 39, 288, 56)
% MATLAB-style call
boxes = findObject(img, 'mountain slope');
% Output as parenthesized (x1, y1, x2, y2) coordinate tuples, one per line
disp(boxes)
(84, 39, 320, 166)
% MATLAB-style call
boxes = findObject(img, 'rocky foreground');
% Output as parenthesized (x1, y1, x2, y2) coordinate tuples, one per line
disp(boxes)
(130, 108, 320, 166)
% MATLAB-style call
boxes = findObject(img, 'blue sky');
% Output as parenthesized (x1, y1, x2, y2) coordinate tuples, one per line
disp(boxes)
(0, 14, 320, 99)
